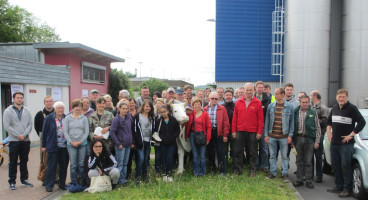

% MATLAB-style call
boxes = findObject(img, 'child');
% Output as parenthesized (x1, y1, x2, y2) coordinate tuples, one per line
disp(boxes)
(156, 105, 180, 182)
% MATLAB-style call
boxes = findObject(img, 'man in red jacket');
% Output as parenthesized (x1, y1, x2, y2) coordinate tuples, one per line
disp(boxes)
(204, 92, 230, 175)
(232, 83, 264, 176)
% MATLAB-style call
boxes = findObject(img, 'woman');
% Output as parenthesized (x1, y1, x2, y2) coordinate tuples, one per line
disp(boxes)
(64, 99, 89, 183)
(88, 139, 120, 189)
(153, 98, 165, 175)
(88, 97, 114, 153)
(104, 94, 116, 116)
(185, 98, 211, 176)
(126, 98, 138, 179)
(42, 101, 69, 192)
(156, 105, 180, 182)
(110, 102, 133, 185)
(132, 99, 155, 184)
(81, 97, 95, 117)
(152, 91, 161, 103)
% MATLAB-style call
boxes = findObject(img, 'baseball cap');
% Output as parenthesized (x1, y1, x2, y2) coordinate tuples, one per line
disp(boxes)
(167, 87, 175, 93)
(176, 89, 184, 94)
(90, 89, 99, 94)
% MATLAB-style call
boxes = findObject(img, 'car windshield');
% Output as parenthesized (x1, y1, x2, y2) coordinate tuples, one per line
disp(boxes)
(360, 116, 368, 139)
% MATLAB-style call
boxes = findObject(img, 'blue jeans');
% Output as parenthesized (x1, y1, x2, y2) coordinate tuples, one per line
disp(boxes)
(46, 148, 69, 189)
(331, 143, 354, 190)
(115, 145, 130, 184)
(256, 135, 269, 170)
(154, 145, 162, 174)
(67, 144, 87, 182)
(190, 132, 206, 176)
(268, 137, 289, 176)
(135, 142, 150, 180)
(313, 135, 324, 178)
(160, 144, 175, 176)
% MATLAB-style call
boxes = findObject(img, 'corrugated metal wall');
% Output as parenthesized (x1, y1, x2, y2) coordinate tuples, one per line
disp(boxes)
(216, 0, 278, 82)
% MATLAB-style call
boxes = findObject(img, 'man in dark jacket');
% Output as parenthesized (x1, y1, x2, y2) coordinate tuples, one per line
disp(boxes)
(326, 89, 366, 197)
(310, 90, 329, 183)
(34, 96, 54, 186)
(254, 81, 271, 172)
(222, 89, 235, 170)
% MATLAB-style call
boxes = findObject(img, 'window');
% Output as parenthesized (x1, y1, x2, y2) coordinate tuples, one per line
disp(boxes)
(81, 62, 106, 84)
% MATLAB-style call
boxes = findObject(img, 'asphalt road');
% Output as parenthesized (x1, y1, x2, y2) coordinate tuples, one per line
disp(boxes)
(287, 152, 356, 200)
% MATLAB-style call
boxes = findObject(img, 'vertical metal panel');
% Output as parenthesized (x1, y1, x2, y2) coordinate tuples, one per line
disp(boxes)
(217, 81, 280, 92)
(341, 0, 368, 108)
(216, 0, 278, 82)
(284, 0, 331, 105)
(328, 0, 342, 106)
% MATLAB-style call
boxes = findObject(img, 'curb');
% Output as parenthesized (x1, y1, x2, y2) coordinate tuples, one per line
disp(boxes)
(284, 179, 304, 200)
(42, 189, 68, 200)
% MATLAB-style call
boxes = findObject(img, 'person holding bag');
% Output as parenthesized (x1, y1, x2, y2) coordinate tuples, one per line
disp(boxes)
(185, 98, 211, 176)
(88, 139, 119, 189)
(155, 105, 180, 182)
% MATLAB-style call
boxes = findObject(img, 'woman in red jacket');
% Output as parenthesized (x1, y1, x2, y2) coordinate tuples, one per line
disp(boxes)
(186, 98, 211, 176)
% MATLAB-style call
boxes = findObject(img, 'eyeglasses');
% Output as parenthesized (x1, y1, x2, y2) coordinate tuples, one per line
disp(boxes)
(93, 145, 102, 148)
(211, 98, 219, 100)
(160, 111, 167, 114)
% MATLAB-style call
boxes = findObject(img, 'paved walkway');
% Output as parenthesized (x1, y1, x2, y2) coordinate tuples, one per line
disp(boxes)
(0, 144, 68, 200)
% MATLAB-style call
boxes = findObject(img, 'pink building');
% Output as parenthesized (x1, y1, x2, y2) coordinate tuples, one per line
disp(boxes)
(34, 43, 124, 107)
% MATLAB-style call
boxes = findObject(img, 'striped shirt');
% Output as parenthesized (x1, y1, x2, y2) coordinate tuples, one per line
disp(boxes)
(269, 103, 287, 138)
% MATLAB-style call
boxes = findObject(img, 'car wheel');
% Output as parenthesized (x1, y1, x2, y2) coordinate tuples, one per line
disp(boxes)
(322, 153, 332, 174)
(353, 163, 367, 200)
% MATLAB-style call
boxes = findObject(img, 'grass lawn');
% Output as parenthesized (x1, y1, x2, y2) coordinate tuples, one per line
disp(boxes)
(62, 155, 296, 200)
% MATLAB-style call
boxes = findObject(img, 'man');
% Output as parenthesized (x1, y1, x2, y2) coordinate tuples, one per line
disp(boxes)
(89, 89, 99, 110)
(238, 87, 245, 99)
(118, 89, 130, 100)
(217, 87, 225, 105)
(254, 81, 271, 172)
(292, 95, 321, 189)
(326, 89, 365, 197)
(136, 86, 151, 108)
(34, 96, 54, 186)
(196, 89, 207, 108)
(264, 84, 275, 103)
(176, 89, 185, 103)
(232, 83, 264, 176)
(166, 87, 175, 102)
(235, 89, 239, 99)
(310, 90, 329, 183)
(162, 90, 167, 101)
(204, 88, 211, 97)
(222, 89, 236, 169)
(183, 85, 193, 106)
(264, 88, 294, 179)
(204, 92, 230, 175)
(284, 83, 299, 109)
(3, 92, 34, 190)
(297, 92, 307, 102)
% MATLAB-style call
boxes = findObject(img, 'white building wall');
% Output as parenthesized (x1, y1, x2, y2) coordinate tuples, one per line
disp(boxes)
(23, 84, 69, 143)
(0, 85, 2, 141)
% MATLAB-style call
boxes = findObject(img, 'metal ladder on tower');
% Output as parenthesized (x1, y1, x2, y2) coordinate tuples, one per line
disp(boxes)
(271, 0, 285, 87)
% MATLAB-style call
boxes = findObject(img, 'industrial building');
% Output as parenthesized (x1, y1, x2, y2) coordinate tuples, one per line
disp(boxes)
(216, 0, 368, 108)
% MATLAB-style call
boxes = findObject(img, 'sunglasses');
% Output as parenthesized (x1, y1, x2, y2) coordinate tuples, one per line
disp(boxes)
(93, 145, 102, 148)
(211, 98, 219, 100)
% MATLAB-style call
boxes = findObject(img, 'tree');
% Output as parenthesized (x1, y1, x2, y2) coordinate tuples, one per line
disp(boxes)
(125, 71, 137, 78)
(0, 0, 60, 42)
(108, 68, 131, 105)
(140, 78, 169, 97)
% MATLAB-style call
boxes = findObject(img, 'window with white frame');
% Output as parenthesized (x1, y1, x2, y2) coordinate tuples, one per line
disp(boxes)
(81, 62, 106, 84)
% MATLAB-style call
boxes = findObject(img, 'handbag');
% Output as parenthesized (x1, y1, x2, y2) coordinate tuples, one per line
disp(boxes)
(87, 174, 112, 193)
(192, 113, 207, 146)
(37, 151, 47, 182)
(152, 119, 162, 142)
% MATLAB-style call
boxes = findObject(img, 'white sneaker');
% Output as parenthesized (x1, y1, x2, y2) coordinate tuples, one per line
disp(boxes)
(162, 176, 168, 182)
(167, 176, 173, 182)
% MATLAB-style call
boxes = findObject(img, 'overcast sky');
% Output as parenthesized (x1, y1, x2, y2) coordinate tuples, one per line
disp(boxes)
(10, 0, 216, 86)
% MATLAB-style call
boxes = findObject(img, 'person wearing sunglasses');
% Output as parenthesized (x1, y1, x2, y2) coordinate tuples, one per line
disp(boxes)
(203, 92, 230, 175)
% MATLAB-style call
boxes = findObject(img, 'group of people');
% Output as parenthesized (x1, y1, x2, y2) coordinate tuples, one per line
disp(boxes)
(2, 81, 365, 198)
